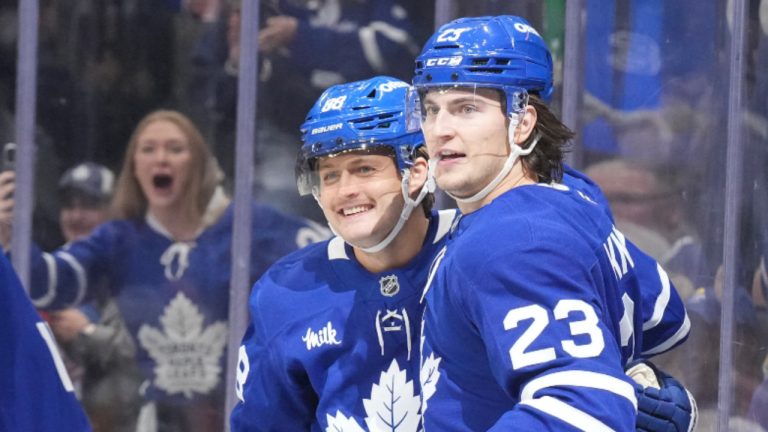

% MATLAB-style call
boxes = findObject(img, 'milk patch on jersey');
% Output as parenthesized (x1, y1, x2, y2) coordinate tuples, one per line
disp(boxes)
(302, 321, 342, 350)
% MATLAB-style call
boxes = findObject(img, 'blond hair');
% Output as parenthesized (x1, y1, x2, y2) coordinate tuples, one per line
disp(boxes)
(111, 110, 222, 221)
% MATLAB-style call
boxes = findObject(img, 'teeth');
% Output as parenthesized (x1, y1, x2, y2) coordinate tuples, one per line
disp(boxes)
(343, 205, 371, 216)
(439, 150, 460, 160)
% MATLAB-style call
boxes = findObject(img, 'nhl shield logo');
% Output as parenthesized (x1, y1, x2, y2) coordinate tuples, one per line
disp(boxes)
(379, 275, 400, 297)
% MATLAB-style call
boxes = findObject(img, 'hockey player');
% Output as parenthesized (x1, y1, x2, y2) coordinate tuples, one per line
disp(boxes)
(230, 75, 694, 431)
(410, 15, 694, 430)
(230, 76, 444, 430)
(0, 251, 91, 431)
(0, 110, 328, 431)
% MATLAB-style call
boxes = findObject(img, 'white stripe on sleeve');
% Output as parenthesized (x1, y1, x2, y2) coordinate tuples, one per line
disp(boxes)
(520, 396, 614, 432)
(521, 370, 637, 410)
(643, 263, 671, 331)
(642, 312, 691, 356)
(31, 252, 58, 308)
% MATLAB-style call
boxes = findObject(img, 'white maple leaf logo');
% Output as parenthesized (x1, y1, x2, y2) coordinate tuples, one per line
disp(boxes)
(138, 292, 228, 398)
(419, 352, 441, 416)
(326, 411, 366, 432)
(363, 359, 420, 432)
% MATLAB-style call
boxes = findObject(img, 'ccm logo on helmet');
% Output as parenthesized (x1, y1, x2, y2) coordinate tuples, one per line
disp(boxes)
(514, 22, 541, 37)
(425, 56, 463, 67)
(436, 27, 470, 42)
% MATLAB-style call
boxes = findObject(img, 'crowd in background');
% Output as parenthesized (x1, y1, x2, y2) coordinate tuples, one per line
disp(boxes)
(2, 0, 768, 430)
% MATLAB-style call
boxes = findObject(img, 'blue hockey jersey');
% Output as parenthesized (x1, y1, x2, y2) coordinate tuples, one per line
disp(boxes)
(420, 179, 689, 431)
(28, 202, 326, 409)
(0, 253, 91, 432)
(230, 209, 457, 431)
(563, 167, 690, 359)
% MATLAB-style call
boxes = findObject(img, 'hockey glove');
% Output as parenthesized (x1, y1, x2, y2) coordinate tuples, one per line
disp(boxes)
(627, 361, 697, 432)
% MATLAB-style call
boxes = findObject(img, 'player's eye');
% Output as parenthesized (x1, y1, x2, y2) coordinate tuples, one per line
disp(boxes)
(460, 104, 478, 115)
(423, 105, 439, 118)
(356, 165, 375, 175)
(321, 171, 340, 184)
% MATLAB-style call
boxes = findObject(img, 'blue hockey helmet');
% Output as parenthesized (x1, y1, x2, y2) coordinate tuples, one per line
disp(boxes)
(412, 15, 553, 113)
(296, 76, 424, 197)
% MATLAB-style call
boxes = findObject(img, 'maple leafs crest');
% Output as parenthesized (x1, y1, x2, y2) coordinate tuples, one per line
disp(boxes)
(323, 360, 421, 431)
(325, 411, 365, 432)
(138, 292, 228, 398)
(363, 359, 420, 432)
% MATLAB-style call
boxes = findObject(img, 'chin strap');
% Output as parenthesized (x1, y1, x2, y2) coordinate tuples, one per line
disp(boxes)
(357, 159, 437, 254)
(446, 114, 539, 204)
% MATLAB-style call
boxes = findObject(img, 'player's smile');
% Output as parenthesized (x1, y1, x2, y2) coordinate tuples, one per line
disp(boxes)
(317, 152, 403, 248)
(341, 204, 374, 217)
(335, 200, 381, 229)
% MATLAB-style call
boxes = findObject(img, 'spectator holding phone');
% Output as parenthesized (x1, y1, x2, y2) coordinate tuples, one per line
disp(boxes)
(0, 110, 327, 431)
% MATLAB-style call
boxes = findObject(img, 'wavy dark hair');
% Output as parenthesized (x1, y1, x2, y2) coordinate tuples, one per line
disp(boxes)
(513, 94, 573, 184)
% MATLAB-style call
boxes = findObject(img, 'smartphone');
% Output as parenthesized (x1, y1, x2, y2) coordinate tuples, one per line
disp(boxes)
(1, 142, 15, 172)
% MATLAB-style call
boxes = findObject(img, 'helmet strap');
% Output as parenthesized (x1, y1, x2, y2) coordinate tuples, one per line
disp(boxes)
(447, 114, 539, 204)
(358, 159, 436, 254)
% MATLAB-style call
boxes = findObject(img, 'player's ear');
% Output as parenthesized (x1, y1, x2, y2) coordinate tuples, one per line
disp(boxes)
(513, 105, 537, 145)
(407, 157, 429, 195)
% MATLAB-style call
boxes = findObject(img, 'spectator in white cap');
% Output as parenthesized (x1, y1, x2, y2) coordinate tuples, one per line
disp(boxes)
(58, 162, 115, 243)
(50, 161, 143, 432)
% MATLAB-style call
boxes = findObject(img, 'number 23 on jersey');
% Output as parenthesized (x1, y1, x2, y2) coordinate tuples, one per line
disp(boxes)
(504, 299, 605, 370)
